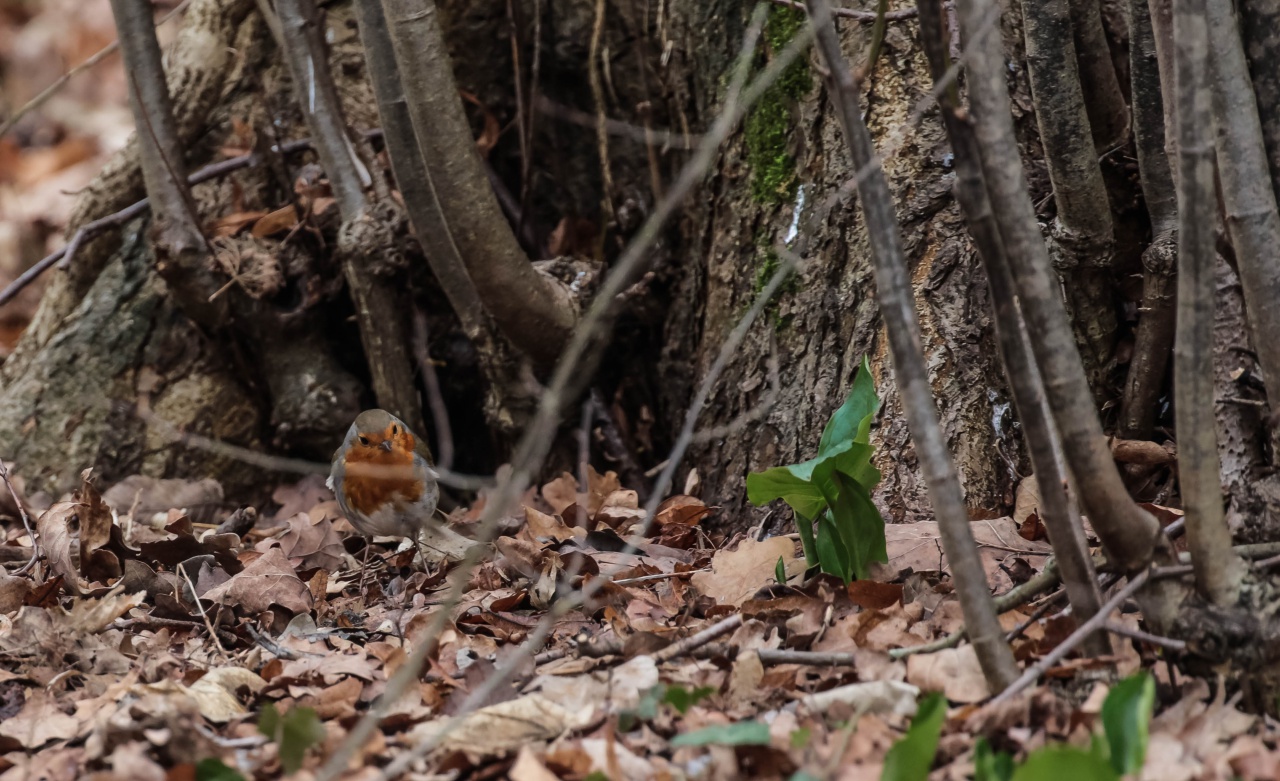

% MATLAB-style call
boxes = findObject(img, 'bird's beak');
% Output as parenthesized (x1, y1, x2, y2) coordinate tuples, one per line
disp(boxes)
(379, 440, 393, 453)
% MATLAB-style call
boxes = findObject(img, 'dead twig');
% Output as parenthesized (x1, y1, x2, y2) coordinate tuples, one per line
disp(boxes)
(0, 132, 385, 310)
(654, 615, 745, 662)
(808, 0, 1017, 688)
(757, 649, 858, 666)
(177, 561, 228, 657)
(325, 11, 805, 778)
(0, 462, 38, 575)
(989, 570, 1151, 706)
(132, 404, 491, 490)
(412, 310, 454, 472)
(0, 0, 193, 139)
(1105, 621, 1186, 652)
(611, 568, 708, 586)
(534, 96, 701, 150)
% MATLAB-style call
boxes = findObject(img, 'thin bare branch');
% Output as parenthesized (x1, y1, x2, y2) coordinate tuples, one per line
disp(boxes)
(315, 9, 800, 777)
(1105, 621, 1187, 651)
(379, 0, 576, 368)
(1179, 0, 1248, 604)
(0, 132, 381, 309)
(412, 310, 454, 472)
(108, 0, 204, 257)
(277, 0, 424, 435)
(1207, 0, 1280, 462)
(589, 0, 616, 241)
(918, 0, 1106, 656)
(989, 569, 1151, 706)
(654, 615, 745, 662)
(0, 0, 192, 139)
(534, 96, 701, 149)
(770, 0, 922, 22)
(0, 462, 38, 575)
(957, 0, 1162, 574)
(806, 0, 1017, 690)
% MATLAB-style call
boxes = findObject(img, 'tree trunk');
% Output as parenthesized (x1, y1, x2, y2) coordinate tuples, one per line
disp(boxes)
(3, 0, 1275, 555)
(659, 1, 1031, 528)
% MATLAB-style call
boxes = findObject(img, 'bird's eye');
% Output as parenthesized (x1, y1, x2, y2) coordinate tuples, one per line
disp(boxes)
(358, 435, 370, 446)
(391, 424, 399, 436)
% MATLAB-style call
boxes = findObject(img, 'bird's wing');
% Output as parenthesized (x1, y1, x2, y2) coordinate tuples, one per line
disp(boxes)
(327, 447, 344, 494)
(413, 435, 436, 468)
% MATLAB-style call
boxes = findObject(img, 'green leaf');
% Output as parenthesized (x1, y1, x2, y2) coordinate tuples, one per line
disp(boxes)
(258, 704, 324, 775)
(619, 685, 664, 730)
(1101, 672, 1155, 775)
(880, 693, 946, 781)
(776, 555, 788, 584)
(1010, 746, 1120, 781)
(815, 508, 853, 582)
(257, 702, 281, 738)
(662, 684, 717, 715)
(671, 720, 771, 747)
(790, 727, 812, 750)
(794, 510, 818, 567)
(788, 773, 823, 781)
(819, 439, 881, 491)
(820, 356, 881, 455)
(748, 439, 878, 505)
(195, 759, 247, 781)
(746, 466, 827, 519)
(974, 739, 1014, 781)
(815, 466, 887, 581)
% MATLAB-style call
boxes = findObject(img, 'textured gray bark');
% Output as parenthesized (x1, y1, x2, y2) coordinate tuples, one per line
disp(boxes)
(1238, 0, 1280, 207)
(1206, 0, 1280, 465)
(1118, 0, 1177, 440)
(919, 0, 1106, 656)
(1173, 0, 1244, 605)
(957, 0, 1161, 572)
(661, 1, 1023, 529)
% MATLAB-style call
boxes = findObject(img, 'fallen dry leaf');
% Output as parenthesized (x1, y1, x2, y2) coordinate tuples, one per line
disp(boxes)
(201, 547, 312, 613)
(411, 694, 581, 755)
(906, 645, 991, 703)
(0, 688, 79, 748)
(691, 536, 806, 607)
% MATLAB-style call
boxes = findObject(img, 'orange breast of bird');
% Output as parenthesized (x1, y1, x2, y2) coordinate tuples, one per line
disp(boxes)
(341, 431, 424, 518)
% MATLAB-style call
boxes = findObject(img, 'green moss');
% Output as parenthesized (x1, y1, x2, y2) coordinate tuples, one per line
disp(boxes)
(753, 247, 802, 330)
(744, 7, 812, 204)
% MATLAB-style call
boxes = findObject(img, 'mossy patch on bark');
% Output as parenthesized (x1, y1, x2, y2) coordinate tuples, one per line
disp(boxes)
(744, 7, 812, 204)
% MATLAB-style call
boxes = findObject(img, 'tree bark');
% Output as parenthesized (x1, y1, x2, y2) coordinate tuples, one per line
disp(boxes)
(6, 0, 1276, 559)
(660, 2, 1025, 529)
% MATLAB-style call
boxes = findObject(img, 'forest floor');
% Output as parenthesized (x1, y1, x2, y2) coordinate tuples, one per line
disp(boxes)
(2, 3, 1280, 779)
(0, 467, 1275, 780)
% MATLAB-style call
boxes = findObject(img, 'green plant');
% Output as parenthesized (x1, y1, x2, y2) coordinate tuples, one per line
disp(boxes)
(618, 683, 718, 731)
(258, 703, 325, 775)
(888, 673, 1156, 781)
(671, 720, 771, 747)
(882, 693, 947, 781)
(746, 356, 887, 582)
(194, 759, 246, 781)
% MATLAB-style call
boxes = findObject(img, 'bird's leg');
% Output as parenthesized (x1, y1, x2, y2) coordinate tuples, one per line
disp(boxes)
(415, 533, 430, 575)
(359, 536, 373, 603)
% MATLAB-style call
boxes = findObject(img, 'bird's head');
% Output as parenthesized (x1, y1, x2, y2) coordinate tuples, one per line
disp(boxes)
(346, 409, 416, 461)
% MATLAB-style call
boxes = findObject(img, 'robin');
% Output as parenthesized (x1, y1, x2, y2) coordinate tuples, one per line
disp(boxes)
(329, 409, 438, 537)
(327, 409, 472, 583)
